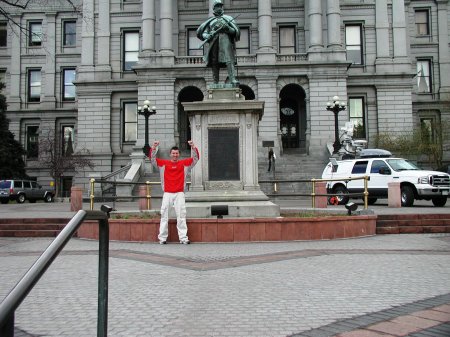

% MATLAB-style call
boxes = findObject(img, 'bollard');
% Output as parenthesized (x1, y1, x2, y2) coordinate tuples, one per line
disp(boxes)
(70, 186, 83, 211)
(388, 182, 401, 207)
(138, 185, 148, 211)
(314, 181, 327, 208)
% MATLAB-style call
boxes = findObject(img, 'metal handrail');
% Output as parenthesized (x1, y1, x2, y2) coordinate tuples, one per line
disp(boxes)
(259, 176, 370, 209)
(0, 208, 112, 337)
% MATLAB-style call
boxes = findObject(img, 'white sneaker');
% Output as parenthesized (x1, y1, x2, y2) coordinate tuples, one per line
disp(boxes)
(180, 240, 190, 244)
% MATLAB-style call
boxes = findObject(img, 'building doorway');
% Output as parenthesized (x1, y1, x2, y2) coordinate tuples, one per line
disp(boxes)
(279, 84, 306, 151)
(178, 86, 204, 150)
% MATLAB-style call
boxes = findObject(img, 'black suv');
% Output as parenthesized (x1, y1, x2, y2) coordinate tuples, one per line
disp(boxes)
(0, 179, 54, 204)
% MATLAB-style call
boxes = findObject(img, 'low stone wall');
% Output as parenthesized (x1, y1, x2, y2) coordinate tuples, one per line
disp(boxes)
(77, 215, 377, 242)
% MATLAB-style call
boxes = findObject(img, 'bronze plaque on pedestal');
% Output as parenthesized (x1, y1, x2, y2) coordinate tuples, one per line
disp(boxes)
(208, 128, 239, 181)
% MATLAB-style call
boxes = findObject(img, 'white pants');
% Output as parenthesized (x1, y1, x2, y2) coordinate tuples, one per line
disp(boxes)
(158, 192, 188, 242)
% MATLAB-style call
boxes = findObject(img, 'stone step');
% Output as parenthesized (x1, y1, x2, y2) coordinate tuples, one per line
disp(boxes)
(376, 214, 450, 234)
(0, 220, 69, 237)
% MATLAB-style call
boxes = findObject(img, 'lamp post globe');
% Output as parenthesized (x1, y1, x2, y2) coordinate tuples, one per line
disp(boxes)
(326, 96, 346, 154)
(137, 100, 157, 155)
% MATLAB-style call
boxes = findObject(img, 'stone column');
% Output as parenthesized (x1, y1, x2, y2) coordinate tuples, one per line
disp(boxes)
(8, 15, 21, 109)
(78, 0, 95, 80)
(97, 0, 111, 78)
(159, 0, 173, 54)
(308, 0, 323, 51)
(256, 75, 279, 153)
(256, 0, 275, 63)
(437, 1, 450, 95)
(257, 0, 273, 51)
(142, 0, 156, 52)
(392, 0, 408, 58)
(42, 13, 56, 109)
(375, 0, 389, 59)
(326, 0, 341, 49)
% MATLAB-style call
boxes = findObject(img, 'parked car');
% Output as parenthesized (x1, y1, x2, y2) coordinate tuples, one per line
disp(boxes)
(321, 150, 450, 207)
(0, 179, 54, 204)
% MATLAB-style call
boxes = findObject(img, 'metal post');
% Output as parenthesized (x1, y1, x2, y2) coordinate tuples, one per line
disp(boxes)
(326, 96, 346, 154)
(364, 176, 369, 209)
(311, 178, 316, 208)
(333, 110, 340, 153)
(0, 312, 14, 337)
(90, 178, 95, 210)
(97, 217, 109, 337)
(146, 181, 151, 210)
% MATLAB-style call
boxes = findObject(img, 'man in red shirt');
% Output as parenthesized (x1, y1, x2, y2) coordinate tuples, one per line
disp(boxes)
(149, 140, 199, 244)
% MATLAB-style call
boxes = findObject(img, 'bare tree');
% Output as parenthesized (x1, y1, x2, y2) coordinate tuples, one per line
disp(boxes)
(0, 0, 82, 45)
(38, 128, 94, 197)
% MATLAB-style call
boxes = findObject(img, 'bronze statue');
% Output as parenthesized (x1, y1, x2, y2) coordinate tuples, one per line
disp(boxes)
(197, 0, 240, 87)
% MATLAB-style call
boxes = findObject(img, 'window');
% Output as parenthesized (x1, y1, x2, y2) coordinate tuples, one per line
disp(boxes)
(370, 160, 390, 174)
(417, 60, 432, 93)
(123, 31, 139, 71)
(62, 68, 76, 101)
(348, 97, 366, 138)
(123, 102, 137, 142)
(0, 22, 7, 47)
(187, 28, 202, 56)
(28, 69, 41, 102)
(279, 26, 296, 54)
(236, 27, 250, 55)
(63, 21, 76, 46)
(351, 161, 368, 174)
(26, 125, 39, 158)
(62, 125, 75, 156)
(420, 117, 434, 143)
(415, 10, 430, 36)
(345, 25, 363, 65)
(29, 22, 42, 46)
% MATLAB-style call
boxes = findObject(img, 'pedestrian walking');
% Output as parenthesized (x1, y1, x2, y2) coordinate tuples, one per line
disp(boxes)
(149, 140, 200, 244)
(268, 148, 274, 172)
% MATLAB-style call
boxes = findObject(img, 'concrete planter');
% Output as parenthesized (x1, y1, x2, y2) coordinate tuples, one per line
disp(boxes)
(77, 215, 376, 242)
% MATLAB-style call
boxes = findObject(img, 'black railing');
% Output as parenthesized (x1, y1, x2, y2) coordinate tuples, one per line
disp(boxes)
(0, 206, 113, 337)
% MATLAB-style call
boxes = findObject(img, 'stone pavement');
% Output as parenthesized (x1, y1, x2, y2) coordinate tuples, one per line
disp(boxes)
(1, 233, 450, 337)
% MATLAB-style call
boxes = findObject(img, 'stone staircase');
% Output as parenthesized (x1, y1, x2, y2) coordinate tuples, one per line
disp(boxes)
(137, 152, 328, 200)
(258, 152, 329, 198)
(0, 218, 70, 237)
(376, 214, 450, 234)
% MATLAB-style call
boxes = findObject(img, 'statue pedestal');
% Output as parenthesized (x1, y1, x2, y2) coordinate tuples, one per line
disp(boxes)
(182, 88, 280, 218)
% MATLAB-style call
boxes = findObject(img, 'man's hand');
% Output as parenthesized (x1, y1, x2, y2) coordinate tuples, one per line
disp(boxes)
(187, 140, 194, 148)
(152, 141, 160, 149)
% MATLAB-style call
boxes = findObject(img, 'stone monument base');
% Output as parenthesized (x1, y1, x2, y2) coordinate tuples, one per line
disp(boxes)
(185, 190, 280, 218)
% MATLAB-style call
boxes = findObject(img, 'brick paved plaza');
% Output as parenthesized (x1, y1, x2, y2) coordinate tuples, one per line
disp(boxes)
(1, 233, 450, 337)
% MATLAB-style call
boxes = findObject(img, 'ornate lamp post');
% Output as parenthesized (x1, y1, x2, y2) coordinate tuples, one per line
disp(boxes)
(137, 100, 156, 155)
(326, 96, 346, 154)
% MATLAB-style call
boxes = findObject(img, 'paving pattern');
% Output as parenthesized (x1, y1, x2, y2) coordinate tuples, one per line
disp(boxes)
(1, 234, 450, 337)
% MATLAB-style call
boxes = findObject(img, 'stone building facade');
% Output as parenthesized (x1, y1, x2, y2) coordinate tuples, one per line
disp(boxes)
(0, 0, 449, 195)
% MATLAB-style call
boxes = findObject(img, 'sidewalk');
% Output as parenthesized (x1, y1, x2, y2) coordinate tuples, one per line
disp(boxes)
(1, 233, 450, 337)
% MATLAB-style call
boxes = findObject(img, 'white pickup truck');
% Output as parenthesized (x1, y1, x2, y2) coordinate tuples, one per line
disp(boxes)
(322, 151, 450, 207)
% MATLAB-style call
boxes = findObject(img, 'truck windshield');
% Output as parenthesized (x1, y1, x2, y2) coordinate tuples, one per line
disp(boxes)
(386, 159, 420, 171)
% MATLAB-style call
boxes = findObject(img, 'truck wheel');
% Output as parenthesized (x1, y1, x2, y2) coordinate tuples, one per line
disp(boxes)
(45, 194, 54, 203)
(333, 185, 349, 205)
(401, 185, 414, 207)
(17, 194, 26, 204)
(368, 197, 377, 205)
(432, 196, 447, 207)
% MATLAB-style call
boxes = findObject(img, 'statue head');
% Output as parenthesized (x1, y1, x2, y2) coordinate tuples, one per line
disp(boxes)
(213, 0, 223, 8)
(213, 0, 224, 16)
